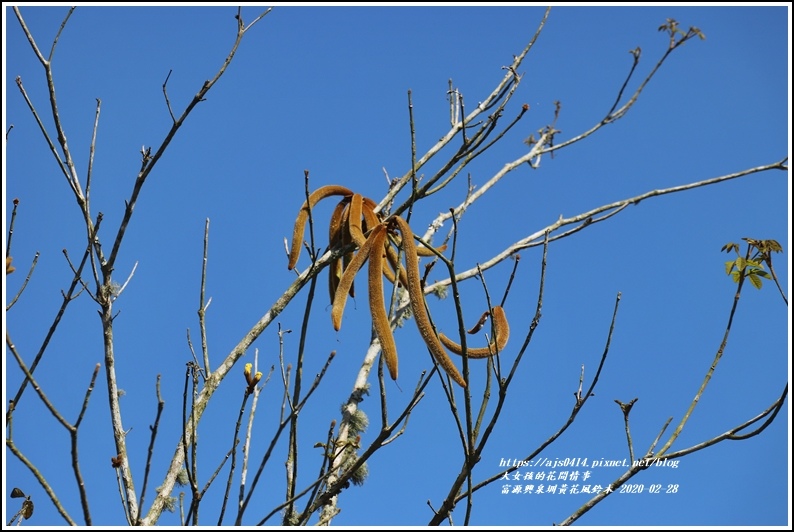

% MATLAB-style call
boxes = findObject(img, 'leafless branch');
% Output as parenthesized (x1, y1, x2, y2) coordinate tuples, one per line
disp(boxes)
(425, 160, 787, 294)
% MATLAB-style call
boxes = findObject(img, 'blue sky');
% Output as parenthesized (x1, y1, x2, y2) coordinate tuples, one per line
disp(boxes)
(3, 4, 790, 528)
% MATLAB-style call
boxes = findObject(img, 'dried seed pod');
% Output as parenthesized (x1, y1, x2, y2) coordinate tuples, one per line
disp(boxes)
(367, 225, 399, 380)
(439, 306, 510, 358)
(393, 216, 466, 387)
(331, 224, 386, 332)
(288, 185, 354, 270)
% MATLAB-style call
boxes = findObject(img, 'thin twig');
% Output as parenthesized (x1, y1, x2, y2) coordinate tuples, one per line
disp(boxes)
(560, 382, 786, 526)
(85, 98, 100, 216)
(137, 374, 164, 525)
(199, 218, 211, 373)
(425, 160, 787, 294)
(6, 197, 20, 256)
(378, 7, 550, 213)
(6, 252, 39, 311)
(9, 217, 99, 409)
(70, 364, 102, 525)
(162, 70, 176, 123)
(657, 245, 749, 455)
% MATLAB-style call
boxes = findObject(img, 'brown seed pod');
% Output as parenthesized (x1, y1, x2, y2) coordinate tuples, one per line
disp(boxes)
(328, 198, 352, 304)
(288, 185, 354, 270)
(367, 224, 399, 380)
(393, 216, 465, 387)
(439, 306, 510, 358)
(331, 224, 386, 332)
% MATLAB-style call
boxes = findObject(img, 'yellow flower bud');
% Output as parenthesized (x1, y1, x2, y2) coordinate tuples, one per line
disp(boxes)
(247, 371, 263, 394)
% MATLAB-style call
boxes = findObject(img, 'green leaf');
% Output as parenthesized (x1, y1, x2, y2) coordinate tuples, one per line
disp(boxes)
(721, 242, 739, 254)
(724, 260, 735, 275)
(750, 268, 771, 280)
(748, 273, 763, 289)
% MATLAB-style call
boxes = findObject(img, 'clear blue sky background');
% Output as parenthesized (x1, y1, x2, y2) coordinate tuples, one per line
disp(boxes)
(3, 4, 790, 528)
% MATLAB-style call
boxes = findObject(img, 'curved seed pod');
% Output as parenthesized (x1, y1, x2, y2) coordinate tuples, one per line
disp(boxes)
(361, 200, 403, 286)
(384, 231, 446, 286)
(288, 185, 354, 270)
(466, 309, 490, 335)
(347, 193, 366, 246)
(360, 197, 381, 237)
(439, 306, 510, 358)
(353, 194, 403, 287)
(383, 236, 408, 287)
(328, 199, 349, 244)
(361, 196, 378, 212)
(367, 224, 399, 380)
(328, 199, 351, 304)
(340, 203, 356, 298)
(393, 216, 466, 387)
(331, 224, 386, 331)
